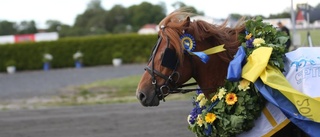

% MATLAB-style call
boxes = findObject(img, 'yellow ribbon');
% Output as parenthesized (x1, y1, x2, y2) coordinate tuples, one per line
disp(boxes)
(203, 44, 226, 55)
(242, 47, 320, 122)
(188, 44, 226, 56)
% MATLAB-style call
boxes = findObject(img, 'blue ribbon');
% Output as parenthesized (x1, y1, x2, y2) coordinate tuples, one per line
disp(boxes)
(208, 99, 220, 111)
(192, 52, 209, 63)
(254, 79, 320, 137)
(227, 46, 246, 81)
(225, 45, 320, 137)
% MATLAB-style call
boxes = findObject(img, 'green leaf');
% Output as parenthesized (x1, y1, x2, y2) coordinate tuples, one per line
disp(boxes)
(230, 115, 244, 129)
(278, 36, 289, 45)
(235, 105, 245, 114)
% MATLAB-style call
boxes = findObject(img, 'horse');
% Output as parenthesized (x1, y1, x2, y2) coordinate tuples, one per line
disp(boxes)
(135, 10, 307, 137)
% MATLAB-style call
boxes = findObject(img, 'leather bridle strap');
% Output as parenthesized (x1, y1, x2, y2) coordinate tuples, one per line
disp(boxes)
(145, 66, 170, 82)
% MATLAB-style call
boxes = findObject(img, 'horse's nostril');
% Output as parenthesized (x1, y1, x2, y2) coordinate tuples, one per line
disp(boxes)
(138, 92, 146, 102)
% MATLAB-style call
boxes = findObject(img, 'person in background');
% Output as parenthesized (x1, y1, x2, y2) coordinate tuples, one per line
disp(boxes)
(277, 21, 292, 52)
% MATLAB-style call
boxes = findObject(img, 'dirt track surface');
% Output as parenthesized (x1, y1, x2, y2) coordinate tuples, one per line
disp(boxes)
(0, 64, 195, 137)
(0, 101, 194, 137)
(0, 64, 146, 100)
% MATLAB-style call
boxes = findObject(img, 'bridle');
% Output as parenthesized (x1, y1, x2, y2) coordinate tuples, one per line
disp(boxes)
(145, 27, 200, 102)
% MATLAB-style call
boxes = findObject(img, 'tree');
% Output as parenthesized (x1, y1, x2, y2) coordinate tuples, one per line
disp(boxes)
(87, 0, 104, 10)
(0, 20, 17, 35)
(268, 12, 291, 19)
(171, 1, 204, 16)
(17, 20, 38, 34)
(105, 5, 129, 33)
(58, 25, 89, 37)
(229, 14, 244, 20)
(157, 1, 167, 15)
(128, 2, 166, 31)
(74, 0, 107, 35)
(46, 20, 62, 32)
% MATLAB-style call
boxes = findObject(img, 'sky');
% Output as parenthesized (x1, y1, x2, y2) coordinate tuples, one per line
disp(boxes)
(0, 0, 318, 28)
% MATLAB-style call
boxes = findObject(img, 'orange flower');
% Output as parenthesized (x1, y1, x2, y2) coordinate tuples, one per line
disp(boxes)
(225, 93, 238, 105)
(205, 113, 216, 124)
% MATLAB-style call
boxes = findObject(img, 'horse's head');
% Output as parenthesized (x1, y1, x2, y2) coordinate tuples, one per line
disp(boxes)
(136, 10, 245, 107)
(135, 12, 196, 106)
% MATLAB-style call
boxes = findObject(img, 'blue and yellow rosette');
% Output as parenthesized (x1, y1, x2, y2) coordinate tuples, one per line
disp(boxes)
(181, 33, 226, 63)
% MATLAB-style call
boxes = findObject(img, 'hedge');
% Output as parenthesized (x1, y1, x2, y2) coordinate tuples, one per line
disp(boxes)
(0, 34, 158, 72)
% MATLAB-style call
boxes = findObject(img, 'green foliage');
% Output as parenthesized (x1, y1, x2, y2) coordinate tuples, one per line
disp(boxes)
(0, 20, 17, 35)
(5, 59, 16, 67)
(268, 12, 291, 19)
(0, 34, 157, 72)
(239, 16, 287, 71)
(127, 2, 166, 32)
(188, 80, 265, 137)
(71, 1, 166, 36)
(46, 20, 62, 32)
(0, 20, 38, 36)
(112, 51, 123, 58)
(17, 20, 38, 34)
(171, 1, 204, 16)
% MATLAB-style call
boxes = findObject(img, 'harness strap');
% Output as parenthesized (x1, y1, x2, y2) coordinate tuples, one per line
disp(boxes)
(145, 66, 169, 81)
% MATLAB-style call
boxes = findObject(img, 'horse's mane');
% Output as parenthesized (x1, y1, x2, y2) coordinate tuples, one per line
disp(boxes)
(158, 9, 246, 63)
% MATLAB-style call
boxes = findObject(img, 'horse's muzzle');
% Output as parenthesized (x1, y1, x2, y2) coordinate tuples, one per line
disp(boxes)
(136, 91, 159, 107)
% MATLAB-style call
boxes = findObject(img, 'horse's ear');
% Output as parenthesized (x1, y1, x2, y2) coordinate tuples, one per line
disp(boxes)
(183, 16, 191, 27)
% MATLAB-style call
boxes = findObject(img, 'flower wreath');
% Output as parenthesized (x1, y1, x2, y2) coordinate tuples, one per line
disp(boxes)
(187, 17, 288, 137)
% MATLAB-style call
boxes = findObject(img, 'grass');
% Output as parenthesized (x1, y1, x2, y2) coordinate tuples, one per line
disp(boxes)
(294, 29, 320, 46)
(77, 75, 196, 102)
(80, 75, 141, 98)
(0, 75, 196, 110)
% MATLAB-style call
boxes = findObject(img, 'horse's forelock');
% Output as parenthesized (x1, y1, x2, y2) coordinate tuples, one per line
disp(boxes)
(158, 11, 191, 65)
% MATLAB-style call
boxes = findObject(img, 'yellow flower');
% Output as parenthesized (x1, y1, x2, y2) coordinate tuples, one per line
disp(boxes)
(205, 113, 216, 124)
(196, 93, 205, 102)
(196, 115, 204, 127)
(225, 93, 238, 105)
(199, 98, 208, 108)
(252, 38, 265, 47)
(245, 33, 252, 40)
(218, 88, 227, 100)
(238, 79, 250, 91)
(211, 95, 218, 102)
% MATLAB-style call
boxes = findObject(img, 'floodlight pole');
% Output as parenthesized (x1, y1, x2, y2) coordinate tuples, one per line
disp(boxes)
(290, 0, 296, 46)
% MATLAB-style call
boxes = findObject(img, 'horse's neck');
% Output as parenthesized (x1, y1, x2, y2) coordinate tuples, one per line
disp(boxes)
(193, 55, 230, 97)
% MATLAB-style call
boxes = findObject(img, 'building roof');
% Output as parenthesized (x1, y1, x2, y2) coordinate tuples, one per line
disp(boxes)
(138, 24, 159, 34)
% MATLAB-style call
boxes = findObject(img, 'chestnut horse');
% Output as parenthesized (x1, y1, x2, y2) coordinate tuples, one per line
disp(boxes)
(135, 10, 306, 137)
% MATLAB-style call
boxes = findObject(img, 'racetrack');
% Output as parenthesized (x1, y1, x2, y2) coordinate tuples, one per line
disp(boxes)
(0, 64, 195, 137)
(0, 100, 195, 137)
